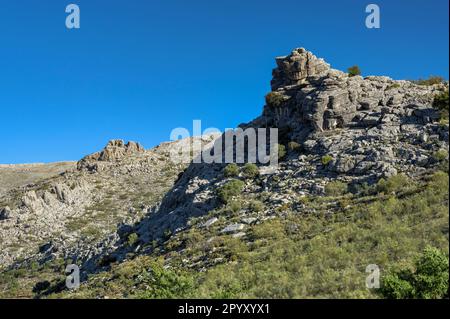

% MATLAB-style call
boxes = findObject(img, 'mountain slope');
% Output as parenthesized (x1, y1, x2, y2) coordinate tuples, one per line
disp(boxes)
(0, 48, 448, 299)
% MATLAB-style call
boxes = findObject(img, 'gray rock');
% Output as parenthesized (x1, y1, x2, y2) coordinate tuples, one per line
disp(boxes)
(232, 232, 246, 239)
(241, 217, 258, 225)
(221, 223, 245, 234)
(203, 217, 218, 228)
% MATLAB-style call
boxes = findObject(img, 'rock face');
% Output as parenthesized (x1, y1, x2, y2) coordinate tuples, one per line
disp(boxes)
(271, 48, 331, 90)
(254, 48, 445, 140)
(77, 140, 145, 171)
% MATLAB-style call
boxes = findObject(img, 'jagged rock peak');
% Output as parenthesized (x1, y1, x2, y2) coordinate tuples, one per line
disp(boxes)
(261, 47, 447, 137)
(77, 139, 145, 171)
(271, 47, 332, 90)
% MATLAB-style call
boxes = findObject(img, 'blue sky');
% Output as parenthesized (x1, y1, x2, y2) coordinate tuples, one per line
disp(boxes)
(1, 0, 448, 163)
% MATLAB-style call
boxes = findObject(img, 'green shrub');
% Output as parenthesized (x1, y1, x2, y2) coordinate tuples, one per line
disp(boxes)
(242, 163, 259, 179)
(380, 247, 449, 299)
(433, 90, 449, 120)
(412, 76, 445, 86)
(248, 200, 265, 212)
(277, 144, 287, 160)
(134, 261, 195, 299)
(127, 233, 139, 246)
(321, 155, 333, 165)
(376, 174, 410, 194)
(386, 83, 401, 90)
(224, 163, 240, 177)
(184, 230, 204, 250)
(265, 92, 285, 107)
(348, 65, 361, 77)
(433, 149, 448, 162)
(288, 141, 301, 152)
(228, 200, 242, 214)
(217, 179, 245, 204)
(325, 181, 348, 196)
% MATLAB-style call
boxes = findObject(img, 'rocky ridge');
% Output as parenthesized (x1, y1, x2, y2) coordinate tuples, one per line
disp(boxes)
(0, 136, 217, 269)
(130, 48, 448, 243)
(0, 47, 448, 284)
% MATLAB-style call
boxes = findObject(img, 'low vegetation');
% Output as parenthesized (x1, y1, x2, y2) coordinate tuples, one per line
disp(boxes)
(411, 76, 445, 86)
(223, 163, 240, 177)
(265, 92, 285, 108)
(242, 163, 259, 179)
(324, 180, 348, 196)
(380, 246, 449, 299)
(321, 155, 333, 165)
(217, 179, 245, 204)
(433, 90, 449, 121)
(348, 65, 361, 77)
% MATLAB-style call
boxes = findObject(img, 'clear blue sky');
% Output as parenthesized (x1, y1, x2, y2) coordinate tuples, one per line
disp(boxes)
(1, 0, 448, 163)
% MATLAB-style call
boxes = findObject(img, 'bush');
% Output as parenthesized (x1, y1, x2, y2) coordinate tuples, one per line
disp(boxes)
(277, 144, 287, 160)
(127, 233, 139, 246)
(134, 261, 195, 299)
(412, 76, 445, 86)
(380, 247, 449, 299)
(433, 149, 448, 162)
(433, 90, 449, 120)
(224, 163, 240, 177)
(288, 141, 301, 152)
(242, 163, 259, 179)
(217, 179, 245, 204)
(228, 200, 242, 214)
(386, 83, 401, 90)
(265, 92, 285, 107)
(376, 174, 410, 194)
(321, 155, 333, 166)
(184, 229, 204, 250)
(248, 200, 265, 212)
(324, 181, 348, 196)
(348, 65, 361, 77)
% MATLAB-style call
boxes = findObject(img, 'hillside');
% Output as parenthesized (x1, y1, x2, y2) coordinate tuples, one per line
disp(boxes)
(0, 48, 448, 299)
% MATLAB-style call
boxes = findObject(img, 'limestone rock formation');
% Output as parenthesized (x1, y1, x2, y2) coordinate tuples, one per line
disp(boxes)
(271, 47, 331, 90)
(77, 140, 145, 171)
(256, 48, 446, 141)
(134, 47, 448, 243)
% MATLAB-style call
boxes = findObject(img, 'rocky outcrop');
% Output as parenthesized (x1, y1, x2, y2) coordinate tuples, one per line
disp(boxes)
(271, 48, 331, 90)
(134, 47, 448, 243)
(254, 48, 446, 141)
(77, 140, 145, 171)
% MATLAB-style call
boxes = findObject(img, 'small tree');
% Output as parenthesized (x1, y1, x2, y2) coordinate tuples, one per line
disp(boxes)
(380, 247, 449, 299)
(348, 65, 361, 77)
